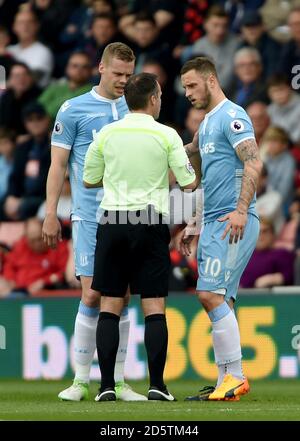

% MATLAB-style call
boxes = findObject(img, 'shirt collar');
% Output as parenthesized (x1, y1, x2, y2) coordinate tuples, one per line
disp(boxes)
(124, 112, 154, 120)
(205, 98, 228, 118)
(90, 87, 122, 103)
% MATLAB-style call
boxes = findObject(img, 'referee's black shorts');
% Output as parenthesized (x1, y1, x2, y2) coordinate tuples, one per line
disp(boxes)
(91, 210, 171, 298)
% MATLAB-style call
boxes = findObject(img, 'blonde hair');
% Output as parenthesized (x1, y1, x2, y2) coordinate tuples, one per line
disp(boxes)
(262, 126, 290, 144)
(101, 42, 135, 65)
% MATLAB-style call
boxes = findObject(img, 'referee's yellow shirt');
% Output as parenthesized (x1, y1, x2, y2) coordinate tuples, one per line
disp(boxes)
(83, 113, 195, 215)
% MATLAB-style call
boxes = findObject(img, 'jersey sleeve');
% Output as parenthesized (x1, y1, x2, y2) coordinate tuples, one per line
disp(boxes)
(83, 131, 105, 185)
(222, 109, 255, 149)
(167, 129, 196, 187)
(51, 101, 76, 150)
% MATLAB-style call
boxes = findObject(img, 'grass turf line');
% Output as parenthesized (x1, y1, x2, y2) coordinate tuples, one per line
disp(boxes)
(0, 379, 300, 421)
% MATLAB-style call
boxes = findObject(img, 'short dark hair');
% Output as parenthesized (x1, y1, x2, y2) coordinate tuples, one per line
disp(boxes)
(68, 50, 92, 65)
(135, 12, 156, 26)
(92, 13, 117, 27)
(205, 5, 229, 21)
(267, 73, 290, 89)
(10, 61, 33, 76)
(0, 127, 16, 142)
(181, 56, 218, 79)
(124, 73, 159, 110)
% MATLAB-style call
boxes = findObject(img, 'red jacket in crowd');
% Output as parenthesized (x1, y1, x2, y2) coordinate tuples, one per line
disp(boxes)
(2, 238, 69, 289)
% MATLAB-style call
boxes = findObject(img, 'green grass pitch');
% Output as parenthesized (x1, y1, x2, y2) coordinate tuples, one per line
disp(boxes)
(1, 379, 300, 421)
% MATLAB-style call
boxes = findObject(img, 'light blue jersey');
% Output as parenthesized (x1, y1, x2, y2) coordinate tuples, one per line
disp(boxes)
(51, 87, 128, 223)
(196, 98, 260, 299)
(199, 98, 257, 223)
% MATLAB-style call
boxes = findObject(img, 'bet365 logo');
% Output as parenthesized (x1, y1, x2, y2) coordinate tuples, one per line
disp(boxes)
(0, 325, 6, 350)
(291, 325, 300, 350)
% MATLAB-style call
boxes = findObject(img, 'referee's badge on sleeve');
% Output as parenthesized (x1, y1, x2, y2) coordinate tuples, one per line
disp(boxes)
(54, 121, 63, 135)
(186, 160, 194, 174)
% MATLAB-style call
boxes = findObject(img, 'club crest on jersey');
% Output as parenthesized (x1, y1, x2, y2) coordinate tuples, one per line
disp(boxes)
(230, 120, 244, 132)
(54, 121, 63, 134)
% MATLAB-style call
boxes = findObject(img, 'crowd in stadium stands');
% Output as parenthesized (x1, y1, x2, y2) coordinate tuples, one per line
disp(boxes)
(0, 0, 300, 296)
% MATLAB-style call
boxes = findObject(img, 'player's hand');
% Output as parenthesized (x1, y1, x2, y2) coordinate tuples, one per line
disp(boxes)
(218, 210, 248, 244)
(177, 226, 197, 256)
(42, 213, 62, 249)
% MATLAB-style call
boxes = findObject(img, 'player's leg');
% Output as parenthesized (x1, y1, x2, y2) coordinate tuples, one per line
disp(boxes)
(185, 219, 256, 401)
(92, 218, 147, 402)
(95, 295, 124, 402)
(140, 297, 175, 401)
(58, 221, 100, 401)
(208, 214, 259, 400)
(114, 287, 146, 401)
(58, 220, 143, 401)
(131, 221, 175, 401)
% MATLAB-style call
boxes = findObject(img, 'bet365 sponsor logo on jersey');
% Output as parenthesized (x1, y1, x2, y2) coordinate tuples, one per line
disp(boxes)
(200, 142, 215, 155)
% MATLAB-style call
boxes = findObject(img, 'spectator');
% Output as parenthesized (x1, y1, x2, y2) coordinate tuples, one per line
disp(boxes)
(30, 0, 76, 51)
(119, 0, 184, 48)
(0, 0, 27, 29)
(293, 199, 300, 284)
(179, 6, 240, 94)
(81, 14, 121, 78)
(262, 126, 296, 209)
(181, 107, 205, 144)
(59, 0, 114, 60)
(3, 102, 51, 221)
(38, 51, 93, 121)
(141, 59, 174, 124)
(0, 62, 41, 135)
(267, 74, 300, 144)
(0, 128, 16, 219)
(218, 0, 265, 33)
(0, 217, 68, 298)
(246, 101, 270, 148)
(7, 9, 54, 87)
(0, 242, 9, 276)
(238, 10, 281, 78)
(131, 13, 172, 73)
(0, 25, 14, 79)
(260, 0, 300, 43)
(240, 218, 295, 288)
(278, 6, 300, 81)
(229, 47, 269, 108)
(256, 164, 284, 234)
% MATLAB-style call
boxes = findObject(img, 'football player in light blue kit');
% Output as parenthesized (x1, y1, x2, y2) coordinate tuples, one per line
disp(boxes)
(42, 43, 146, 402)
(180, 57, 263, 401)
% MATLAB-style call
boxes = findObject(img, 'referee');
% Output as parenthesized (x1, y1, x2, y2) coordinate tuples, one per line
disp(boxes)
(83, 73, 198, 401)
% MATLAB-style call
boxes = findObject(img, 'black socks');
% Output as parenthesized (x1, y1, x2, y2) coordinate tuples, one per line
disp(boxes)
(97, 311, 120, 392)
(144, 314, 168, 391)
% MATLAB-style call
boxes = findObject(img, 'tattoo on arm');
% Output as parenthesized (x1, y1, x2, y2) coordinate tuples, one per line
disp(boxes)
(235, 139, 263, 213)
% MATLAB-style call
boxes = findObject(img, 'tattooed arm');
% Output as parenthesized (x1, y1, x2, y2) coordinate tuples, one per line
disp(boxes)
(219, 138, 263, 243)
(236, 138, 263, 214)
